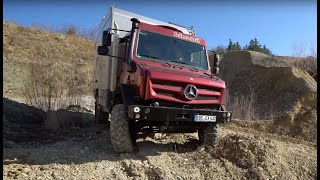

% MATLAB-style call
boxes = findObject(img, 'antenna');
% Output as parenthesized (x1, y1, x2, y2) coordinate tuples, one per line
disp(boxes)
(188, 26, 195, 36)
(168, 22, 196, 35)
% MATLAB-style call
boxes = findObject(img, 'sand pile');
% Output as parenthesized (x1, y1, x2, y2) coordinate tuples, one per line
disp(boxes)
(215, 51, 317, 142)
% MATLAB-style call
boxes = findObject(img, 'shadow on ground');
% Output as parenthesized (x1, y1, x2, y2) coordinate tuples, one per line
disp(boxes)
(3, 97, 201, 166)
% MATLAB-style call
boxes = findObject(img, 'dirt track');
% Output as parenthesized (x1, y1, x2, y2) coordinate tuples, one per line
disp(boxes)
(3, 98, 317, 180)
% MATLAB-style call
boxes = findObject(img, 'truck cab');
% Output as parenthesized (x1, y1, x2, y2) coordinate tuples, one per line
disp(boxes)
(93, 7, 232, 153)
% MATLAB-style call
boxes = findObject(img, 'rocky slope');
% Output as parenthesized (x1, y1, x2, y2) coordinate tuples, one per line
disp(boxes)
(215, 51, 317, 143)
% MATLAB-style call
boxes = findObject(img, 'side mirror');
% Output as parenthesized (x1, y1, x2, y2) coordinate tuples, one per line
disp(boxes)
(210, 53, 221, 74)
(97, 46, 109, 55)
(213, 54, 220, 67)
(102, 31, 112, 46)
(213, 67, 219, 74)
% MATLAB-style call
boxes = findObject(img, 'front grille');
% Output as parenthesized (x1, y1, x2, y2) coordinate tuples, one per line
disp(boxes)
(145, 100, 221, 110)
(151, 79, 222, 102)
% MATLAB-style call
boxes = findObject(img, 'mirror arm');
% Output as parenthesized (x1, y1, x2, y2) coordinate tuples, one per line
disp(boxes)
(106, 55, 125, 60)
(127, 61, 137, 72)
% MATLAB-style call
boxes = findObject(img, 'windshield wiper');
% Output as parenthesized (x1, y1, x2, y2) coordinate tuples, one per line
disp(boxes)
(169, 60, 198, 72)
(138, 54, 171, 66)
(204, 72, 212, 78)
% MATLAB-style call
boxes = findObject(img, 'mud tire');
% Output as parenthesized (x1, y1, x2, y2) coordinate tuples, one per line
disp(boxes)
(198, 123, 219, 147)
(110, 104, 135, 153)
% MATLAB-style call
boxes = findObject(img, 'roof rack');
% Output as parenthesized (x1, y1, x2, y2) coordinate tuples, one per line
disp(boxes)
(168, 22, 196, 36)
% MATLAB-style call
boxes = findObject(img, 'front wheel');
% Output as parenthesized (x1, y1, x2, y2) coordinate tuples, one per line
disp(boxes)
(198, 123, 219, 147)
(110, 104, 136, 153)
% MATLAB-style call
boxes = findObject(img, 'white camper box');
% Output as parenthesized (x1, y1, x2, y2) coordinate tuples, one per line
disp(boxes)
(93, 6, 194, 111)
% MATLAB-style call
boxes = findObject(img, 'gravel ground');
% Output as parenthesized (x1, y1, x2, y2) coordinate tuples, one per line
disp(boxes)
(3, 97, 317, 180)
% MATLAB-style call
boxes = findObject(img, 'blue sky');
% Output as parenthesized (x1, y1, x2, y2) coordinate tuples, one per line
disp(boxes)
(3, 0, 317, 56)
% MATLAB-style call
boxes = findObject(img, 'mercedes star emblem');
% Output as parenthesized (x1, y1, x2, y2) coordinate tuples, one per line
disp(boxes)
(184, 84, 197, 100)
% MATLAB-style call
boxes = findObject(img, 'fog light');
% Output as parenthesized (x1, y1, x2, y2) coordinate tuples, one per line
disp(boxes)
(227, 112, 231, 117)
(134, 107, 140, 113)
(145, 108, 150, 114)
(135, 114, 140, 119)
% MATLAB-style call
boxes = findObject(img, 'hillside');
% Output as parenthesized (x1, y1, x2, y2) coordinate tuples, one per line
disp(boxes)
(3, 21, 95, 97)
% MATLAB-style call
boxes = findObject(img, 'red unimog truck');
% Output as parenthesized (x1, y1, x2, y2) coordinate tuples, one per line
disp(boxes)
(92, 6, 232, 153)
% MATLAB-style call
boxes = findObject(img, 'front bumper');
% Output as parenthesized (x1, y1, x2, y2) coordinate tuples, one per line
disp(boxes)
(128, 105, 232, 123)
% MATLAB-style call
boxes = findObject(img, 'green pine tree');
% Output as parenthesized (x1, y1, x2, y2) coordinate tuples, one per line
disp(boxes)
(244, 38, 273, 55)
(262, 44, 272, 55)
(235, 42, 241, 51)
(227, 38, 234, 52)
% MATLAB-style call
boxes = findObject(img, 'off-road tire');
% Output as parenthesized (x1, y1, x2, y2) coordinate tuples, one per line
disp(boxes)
(198, 123, 219, 147)
(94, 101, 109, 124)
(110, 104, 135, 153)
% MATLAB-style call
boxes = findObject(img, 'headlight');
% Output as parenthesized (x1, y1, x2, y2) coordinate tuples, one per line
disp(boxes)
(134, 107, 140, 113)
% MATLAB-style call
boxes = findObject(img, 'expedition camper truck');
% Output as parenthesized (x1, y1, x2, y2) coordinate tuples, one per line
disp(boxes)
(93, 6, 232, 153)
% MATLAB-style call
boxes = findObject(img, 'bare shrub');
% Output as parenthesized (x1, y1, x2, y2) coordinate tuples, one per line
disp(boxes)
(31, 23, 78, 36)
(225, 87, 260, 120)
(22, 49, 86, 130)
(23, 60, 67, 112)
(66, 26, 77, 35)
(55, 24, 78, 35)
(23, 53, 86, 111)
(292, 41, 317, 80)
(5, 19, 18, 24)
(293, 56, 317, 80)
(31, 22, 54, 32)
(30, 22, 96, 40)
(57, 24, 98, 39)
(66, 60, 84, 105)
(77, 26, 97, 40)
(292, 41, 317, 58)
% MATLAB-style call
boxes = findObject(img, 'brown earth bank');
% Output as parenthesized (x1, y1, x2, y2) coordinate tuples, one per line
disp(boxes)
(212, 51, 317, 143)
(3, 98, 317, 180)
(3, 21, 95, 96)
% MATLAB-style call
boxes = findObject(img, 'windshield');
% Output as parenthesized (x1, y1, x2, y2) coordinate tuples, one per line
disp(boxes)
(136, 30, 208, 70)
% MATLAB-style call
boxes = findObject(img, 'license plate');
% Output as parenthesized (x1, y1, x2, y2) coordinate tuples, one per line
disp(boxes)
(194, 115, 216, 122)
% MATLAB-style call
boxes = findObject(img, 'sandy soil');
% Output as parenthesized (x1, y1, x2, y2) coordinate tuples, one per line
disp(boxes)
(3, 98, 317, 180)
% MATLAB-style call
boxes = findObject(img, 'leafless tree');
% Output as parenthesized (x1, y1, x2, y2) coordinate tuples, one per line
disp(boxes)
(292, 41, 317, 80)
